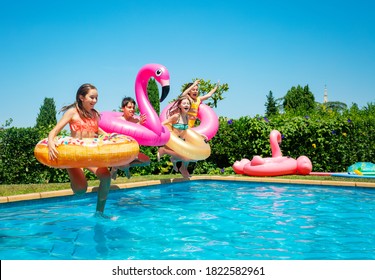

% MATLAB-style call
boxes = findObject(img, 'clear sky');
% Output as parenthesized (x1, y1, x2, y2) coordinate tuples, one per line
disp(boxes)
(1, 0, 374, 128)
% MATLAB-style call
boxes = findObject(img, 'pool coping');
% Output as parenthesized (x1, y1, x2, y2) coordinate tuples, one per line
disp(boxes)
(1, 175, 375, 204)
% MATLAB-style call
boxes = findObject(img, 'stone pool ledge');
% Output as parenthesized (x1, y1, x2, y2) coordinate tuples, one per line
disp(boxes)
(1, 175, 375, 204)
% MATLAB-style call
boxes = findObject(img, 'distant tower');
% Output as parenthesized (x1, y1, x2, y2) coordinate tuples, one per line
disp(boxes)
(323, 85, 328, 103)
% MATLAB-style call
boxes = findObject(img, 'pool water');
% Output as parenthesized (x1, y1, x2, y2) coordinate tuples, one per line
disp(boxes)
(0, 180, 374, 260)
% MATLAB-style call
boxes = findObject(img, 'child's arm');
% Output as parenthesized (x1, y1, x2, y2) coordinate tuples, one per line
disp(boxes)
(47, 108, 74, 160)
(162, 114, 178, 126)
(127, 114, 146, 125)
(200, 81, 219, 101)
(181, 80, 200, 97)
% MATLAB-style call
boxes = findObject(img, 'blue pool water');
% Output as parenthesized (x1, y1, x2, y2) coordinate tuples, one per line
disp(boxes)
(1, 180, 374, 260)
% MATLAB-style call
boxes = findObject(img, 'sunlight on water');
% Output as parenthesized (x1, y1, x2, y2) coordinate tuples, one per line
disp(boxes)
(1, 180, 374, 260)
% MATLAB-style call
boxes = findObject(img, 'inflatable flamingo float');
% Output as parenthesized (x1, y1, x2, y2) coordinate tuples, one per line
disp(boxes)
(159, 97, 219, 161)
(99, 64, 171, 146)
(233, 130, 312, 176)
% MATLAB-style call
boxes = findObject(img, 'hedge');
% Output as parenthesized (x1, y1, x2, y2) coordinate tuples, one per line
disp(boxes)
(1, 109, 374, 184)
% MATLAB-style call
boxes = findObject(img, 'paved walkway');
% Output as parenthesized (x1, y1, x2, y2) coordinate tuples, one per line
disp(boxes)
(1, 175, 375, 204)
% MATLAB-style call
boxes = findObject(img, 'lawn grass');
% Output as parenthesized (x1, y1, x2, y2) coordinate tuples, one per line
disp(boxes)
(1, 174, 375, 197)
(0, 174, 180, 197)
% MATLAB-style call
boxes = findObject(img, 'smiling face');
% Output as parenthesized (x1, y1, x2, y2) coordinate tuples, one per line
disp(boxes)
(122, 101, 136, 120)
(80, 88, 98, 112)
(179, 98, 191, 114)
(188, 85, 199, 100)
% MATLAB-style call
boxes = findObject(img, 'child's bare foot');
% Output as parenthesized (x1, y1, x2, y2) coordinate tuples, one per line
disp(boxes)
(110, 167, 118, 180)
(124, 168, 131, 179)
(179, 165, 190, 178)
(171, 157, 179, 172)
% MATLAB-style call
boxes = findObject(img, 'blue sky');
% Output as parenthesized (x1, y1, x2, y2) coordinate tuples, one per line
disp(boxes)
(1, 0, 374, 128)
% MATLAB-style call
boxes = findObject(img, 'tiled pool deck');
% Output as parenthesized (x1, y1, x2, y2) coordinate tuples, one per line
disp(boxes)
(1, 175, 375, 204)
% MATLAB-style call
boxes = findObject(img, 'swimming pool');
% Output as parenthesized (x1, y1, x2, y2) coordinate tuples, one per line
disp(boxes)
(1, 180, 374, 260)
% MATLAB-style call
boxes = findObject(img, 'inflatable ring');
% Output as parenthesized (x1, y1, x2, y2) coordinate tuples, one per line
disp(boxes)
(100, 111, 170, 146)
(160, 103, 218, 141)
(34, 133, 139, 168)
(233, 130, 312, 176)
(164, 124, 211, 161)
(99, 63, 171, 146)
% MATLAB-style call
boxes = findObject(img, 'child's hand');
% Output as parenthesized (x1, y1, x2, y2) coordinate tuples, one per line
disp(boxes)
(139, 113, 147, 125)
(48, 140, 58, 160)
(194, 80, 200, 86)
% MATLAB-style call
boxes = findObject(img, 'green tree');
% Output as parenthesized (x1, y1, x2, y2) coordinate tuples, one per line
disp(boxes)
(147, 78, 160, 114)
(35, 97, 57, 129)
(325, 101, 347, 112)
(181, 79, 229, 108)
(283, 84, 315, 113)
(265, 90, 278, 117)
(1, 118, 13, 129)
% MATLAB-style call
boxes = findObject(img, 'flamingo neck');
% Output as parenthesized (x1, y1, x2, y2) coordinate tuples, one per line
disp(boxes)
(270, 130, 282, 157)
(135, 68, 162, 135)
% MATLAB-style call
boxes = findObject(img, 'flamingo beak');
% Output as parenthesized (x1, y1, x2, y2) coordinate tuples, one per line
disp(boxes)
(160, 85, 170, 102)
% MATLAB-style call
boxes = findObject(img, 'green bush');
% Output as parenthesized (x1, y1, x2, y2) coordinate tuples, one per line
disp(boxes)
(1, 105, 375, 184)
(206, 108, 375, 173)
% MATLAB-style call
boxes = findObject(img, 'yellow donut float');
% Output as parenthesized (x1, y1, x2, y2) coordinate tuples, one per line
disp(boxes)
(164, 124, 211, 161)
(34, 133, 139, 168)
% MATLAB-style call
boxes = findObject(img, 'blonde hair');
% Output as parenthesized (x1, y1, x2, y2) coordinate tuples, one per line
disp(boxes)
(166, 96, 190, 118)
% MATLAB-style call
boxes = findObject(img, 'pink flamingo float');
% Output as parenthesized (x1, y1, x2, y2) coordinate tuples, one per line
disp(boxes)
(233, 130, 312, 176)
(99, 64, 171, 146)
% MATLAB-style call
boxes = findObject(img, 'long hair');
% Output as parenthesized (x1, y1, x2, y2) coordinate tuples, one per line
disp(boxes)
(60, 83, 100, 119)
(166, 96, 190, 118)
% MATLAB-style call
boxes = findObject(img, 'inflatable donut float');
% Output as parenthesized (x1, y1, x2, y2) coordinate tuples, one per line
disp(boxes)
(159, 102, 218, 161)
(34, 133, 139, 168)
(163, 124, 211, 161)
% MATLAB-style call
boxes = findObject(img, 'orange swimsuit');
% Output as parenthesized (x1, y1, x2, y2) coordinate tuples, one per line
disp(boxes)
(69, 117, 98, 135)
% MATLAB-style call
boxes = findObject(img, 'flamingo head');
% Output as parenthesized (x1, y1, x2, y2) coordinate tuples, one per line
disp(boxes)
(136, 63, 170, 103)
(296, 156, 313, 175)
(149, 64, 170, 102)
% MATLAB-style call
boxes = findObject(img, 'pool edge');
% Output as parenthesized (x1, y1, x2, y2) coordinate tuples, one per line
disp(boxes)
(1, 175, 375, 204)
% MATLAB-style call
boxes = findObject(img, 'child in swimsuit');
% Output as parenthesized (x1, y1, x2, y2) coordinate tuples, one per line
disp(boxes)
(181, 79, 219, 127)
(47, 83, 111, 216)
(157, 96, 191, 178)
(110, 97, 150, 179)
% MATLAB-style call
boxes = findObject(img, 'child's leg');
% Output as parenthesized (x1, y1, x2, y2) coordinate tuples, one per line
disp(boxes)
(179, 162, 190, 178)
(88, 167, 111, 213)
(110, 167, 118, 180)
(170, 157, 179, 172)
(66, 168, 88, 195)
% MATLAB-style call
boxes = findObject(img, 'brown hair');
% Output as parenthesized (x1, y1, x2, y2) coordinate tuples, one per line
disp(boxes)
(60, 83, 100, 119)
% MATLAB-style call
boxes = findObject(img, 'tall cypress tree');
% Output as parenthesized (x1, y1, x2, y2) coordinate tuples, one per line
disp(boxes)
(265, 90, 278, 117)
(147, 78, 160, 114)
(35, 97, 57, 129)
